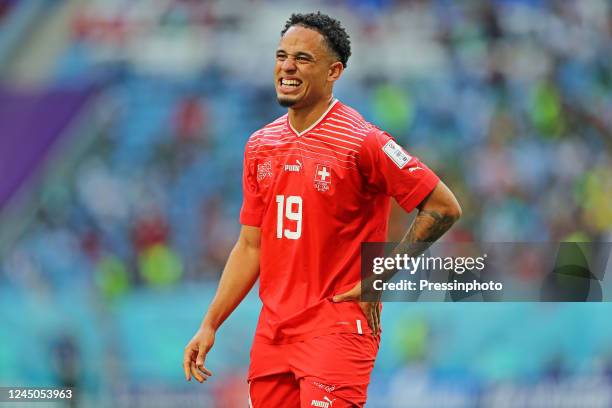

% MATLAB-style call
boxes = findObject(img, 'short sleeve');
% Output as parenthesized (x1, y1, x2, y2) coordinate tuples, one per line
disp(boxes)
(358, 129, 440, 212)
(239, 143, 265, 226)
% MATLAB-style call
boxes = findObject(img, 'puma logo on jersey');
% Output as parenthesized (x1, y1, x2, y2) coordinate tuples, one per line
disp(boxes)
(408, 166, 423, 173)
(284, 159, 302, 172)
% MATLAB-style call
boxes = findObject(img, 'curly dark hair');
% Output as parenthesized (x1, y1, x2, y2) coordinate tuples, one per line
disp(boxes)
(281, 12, 351, 68)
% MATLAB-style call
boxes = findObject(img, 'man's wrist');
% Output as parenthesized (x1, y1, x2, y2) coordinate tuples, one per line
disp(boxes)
(200, 317, 219, 332)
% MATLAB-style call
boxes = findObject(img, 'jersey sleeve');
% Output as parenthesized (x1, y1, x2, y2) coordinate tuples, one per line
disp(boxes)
(239, 141, 265, 227)
(358, 129, 440, 212)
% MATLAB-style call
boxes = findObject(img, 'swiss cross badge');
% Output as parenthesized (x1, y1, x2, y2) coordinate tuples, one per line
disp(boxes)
(314, 164, 332, 192)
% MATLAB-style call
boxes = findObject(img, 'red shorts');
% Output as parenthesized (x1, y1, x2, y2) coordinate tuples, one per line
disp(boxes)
(248, 333, 380, 407)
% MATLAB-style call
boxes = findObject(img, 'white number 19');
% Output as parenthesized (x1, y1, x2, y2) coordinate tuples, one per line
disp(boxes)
(275, 195, 302, 239)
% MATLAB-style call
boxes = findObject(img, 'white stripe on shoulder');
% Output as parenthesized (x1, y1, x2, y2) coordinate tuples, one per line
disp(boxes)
(249, 141, 294, 150)
(301, 136, 360, 154)
(250, 130, 286, 142)
(297, 140, 358, 161)
(325, 122, 368, 137)
(268, 115, 288, 126)
(308, 132, 361, 148)
(332, 111, 366, 128)
(340, 106, 367, 123)
(327, 116, 369, 133)
(260, 123, 285, 133)
(319, 126, 366, 142)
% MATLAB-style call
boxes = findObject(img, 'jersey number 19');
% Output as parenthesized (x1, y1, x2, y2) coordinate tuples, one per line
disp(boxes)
(275, 195, 302, 239)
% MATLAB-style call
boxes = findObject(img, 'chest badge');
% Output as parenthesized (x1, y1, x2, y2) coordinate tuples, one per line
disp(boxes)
(257, 160, 272, 181)
(314, 164, 332, 192)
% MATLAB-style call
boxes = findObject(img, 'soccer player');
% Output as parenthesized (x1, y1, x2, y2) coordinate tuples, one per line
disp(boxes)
(183, 12, 461, 407)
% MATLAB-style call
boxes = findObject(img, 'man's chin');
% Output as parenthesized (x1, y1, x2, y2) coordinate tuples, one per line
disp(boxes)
(277, 96, 297, 107)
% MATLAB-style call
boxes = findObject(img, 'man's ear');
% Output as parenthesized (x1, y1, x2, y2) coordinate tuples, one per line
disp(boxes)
(328, 61, 344, 82)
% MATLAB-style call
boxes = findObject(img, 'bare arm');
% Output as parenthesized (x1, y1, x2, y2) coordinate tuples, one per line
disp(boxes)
(396, 180, 462, 254)
(183, 225, 261, 382)
(334, 181, 461, 333)
(201, 225, 261, 330)
(373, 181, 462, 287)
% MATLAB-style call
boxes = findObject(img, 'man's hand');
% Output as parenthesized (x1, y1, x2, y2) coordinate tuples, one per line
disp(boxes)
(183, 326, 215, 383)
(333, 282, 381, 336)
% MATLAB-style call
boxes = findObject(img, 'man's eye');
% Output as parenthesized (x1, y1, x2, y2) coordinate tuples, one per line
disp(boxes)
(296, 56, 309, 62)
(276, 55, 287, 60)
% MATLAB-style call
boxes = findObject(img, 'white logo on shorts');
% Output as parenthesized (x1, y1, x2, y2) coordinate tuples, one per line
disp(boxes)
(311, 396, 336, 407)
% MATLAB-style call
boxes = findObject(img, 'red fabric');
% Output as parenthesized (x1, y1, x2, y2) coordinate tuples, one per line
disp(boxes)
(240, 100, 439, 344)
(248, 373, 300, 408)
(248, 333, 380, 407)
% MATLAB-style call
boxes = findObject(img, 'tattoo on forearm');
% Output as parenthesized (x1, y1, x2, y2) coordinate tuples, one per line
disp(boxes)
(407, 210, 457, 243)
(363, 208, 459, 296)
(394, 209, 459, 258)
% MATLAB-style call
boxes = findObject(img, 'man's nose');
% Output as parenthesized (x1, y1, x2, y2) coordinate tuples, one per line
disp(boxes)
(281, 57, 297, 72)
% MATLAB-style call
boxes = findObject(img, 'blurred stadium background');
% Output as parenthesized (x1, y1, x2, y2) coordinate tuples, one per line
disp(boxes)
(0, 0, 611, 406)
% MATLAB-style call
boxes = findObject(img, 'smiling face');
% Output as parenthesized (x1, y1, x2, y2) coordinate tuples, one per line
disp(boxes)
(274, 25, 343, 109)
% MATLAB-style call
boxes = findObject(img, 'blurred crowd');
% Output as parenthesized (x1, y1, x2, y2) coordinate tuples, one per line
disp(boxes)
(1, 0, 611, 406)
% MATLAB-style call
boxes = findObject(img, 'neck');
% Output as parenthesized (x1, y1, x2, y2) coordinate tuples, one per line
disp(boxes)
(288, 95, 334, 133)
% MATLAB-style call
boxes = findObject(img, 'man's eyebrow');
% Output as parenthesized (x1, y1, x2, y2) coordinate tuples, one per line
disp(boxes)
(275, 49, 315, 59)
(294, 51, 315, 59)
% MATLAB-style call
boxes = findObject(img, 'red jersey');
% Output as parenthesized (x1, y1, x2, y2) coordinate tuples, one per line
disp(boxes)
(240, 100, 439, 344)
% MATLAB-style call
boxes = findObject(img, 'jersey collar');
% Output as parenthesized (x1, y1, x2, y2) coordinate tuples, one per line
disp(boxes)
(287, 98, 339, 137)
